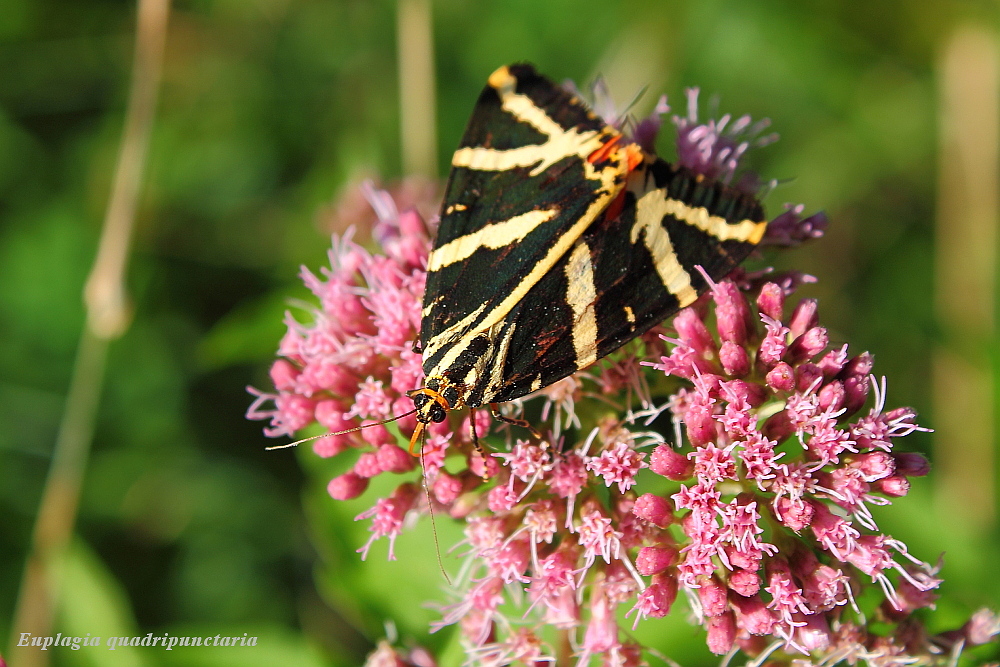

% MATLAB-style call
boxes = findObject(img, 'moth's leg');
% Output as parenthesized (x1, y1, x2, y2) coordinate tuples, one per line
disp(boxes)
(469, 408, 488, 459)
(489, 403, 542, 440)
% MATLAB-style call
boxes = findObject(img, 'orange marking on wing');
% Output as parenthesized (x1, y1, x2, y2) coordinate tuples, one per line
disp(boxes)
(624, 143, 644, 172)
(587, 135, 622, 165)
(604, 189, 627, 222)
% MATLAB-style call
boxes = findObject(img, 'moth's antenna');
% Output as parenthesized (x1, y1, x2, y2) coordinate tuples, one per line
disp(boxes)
(265, 408, 419, 450)
(419, 433, 451, 585)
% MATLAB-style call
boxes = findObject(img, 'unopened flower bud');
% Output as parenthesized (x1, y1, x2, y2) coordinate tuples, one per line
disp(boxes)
(849, 451, 895, 481)
(893, 452, 930, 477)
(650, 445, 694, 480)
(840, 351, 874, 413)
(756, 282, 784, 320)
(874, 476, 910, 497)
(270, 359, 300, 391)
(729, 593, 775, 635)
(706, 611, 737, 654)
(636, 546, 677, 575)
(795, 363, 824, 392)
(633, 493, 673, 526)
(728, 568, 760, 597)
(843, 373, 871, 415)
(788, 298, 819, 339)
(377, 444, 416, 474)
(469, 450, 500, 479)
(428, 418, 451, 438)
(699, 577, 729, 616)
(674, 308, 716, 355)
(433, 471, 464, 504)
(736, 634, 770, 657)
(720, 340, 750, 377)
(464, 409, 493, 442)
(818, 380, 845, 412)
(314, 401, 355, 444)
(789, 326, 829, 362)
(328, 471, 368, 500)
(685, 403, 717, 446)
(354, 451, 382, 478)
(841, 351, 874, 378)
(713, 281, 753, 346)
(392, 397, 419, 433)
(762, 410, 795, 442)
(762, 363, 793, 393)
(361, 420, 395, 447)
(761, 364, 792, 394)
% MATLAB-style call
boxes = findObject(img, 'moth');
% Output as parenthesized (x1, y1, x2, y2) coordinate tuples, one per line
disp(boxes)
(406, 63, 768, 448)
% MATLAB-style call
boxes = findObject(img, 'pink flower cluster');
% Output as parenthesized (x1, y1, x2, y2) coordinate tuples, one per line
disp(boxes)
(247, 183, 456, 537)
(635, 278, 944, 659)
(249, 93, 999, 666)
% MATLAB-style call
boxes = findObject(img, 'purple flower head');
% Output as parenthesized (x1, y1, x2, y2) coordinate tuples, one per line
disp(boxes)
(672, 88, 777, 187)
(764, 203, 830, 247)
(563, 75, 671, 154)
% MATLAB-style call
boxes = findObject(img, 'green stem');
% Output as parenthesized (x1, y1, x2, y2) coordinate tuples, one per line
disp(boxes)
(8, 331, 108, 665)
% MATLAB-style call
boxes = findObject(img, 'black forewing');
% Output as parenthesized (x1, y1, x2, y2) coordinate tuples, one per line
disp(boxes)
(490, 159, 766, 403)
(420, 64, 624, 373)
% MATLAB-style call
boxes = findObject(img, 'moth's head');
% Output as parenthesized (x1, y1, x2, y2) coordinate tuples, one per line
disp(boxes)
(408, 385, 451, 424)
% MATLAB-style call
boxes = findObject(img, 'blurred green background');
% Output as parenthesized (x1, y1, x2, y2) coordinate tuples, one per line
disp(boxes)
(1, 0, 998, 665)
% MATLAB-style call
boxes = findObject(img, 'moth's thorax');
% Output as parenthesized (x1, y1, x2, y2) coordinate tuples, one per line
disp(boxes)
(408, 376, 467, 424)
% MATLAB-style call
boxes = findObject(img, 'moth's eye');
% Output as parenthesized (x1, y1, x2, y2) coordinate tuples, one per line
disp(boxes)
(412, 393, 429, 409)
(429, 404, 447, 423)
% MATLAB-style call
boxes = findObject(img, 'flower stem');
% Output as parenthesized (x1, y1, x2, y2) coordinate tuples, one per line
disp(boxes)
(396, 0, 438, 177)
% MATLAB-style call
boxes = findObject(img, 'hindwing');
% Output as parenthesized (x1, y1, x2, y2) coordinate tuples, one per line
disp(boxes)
(420, 64, 634, 378)
(485, 158, 767, 403)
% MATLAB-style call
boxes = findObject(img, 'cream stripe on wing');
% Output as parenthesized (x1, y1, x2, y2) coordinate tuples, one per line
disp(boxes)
(631, 190, 698, 306)
(488, 65, 586, 139)
(454, 65, 608, 178)
(427, 208, 558, 272)
(423, 64, 629, 371)
(501, 92, 574, 138)
(662, 197, 766, 244)
(481, 319, 517, 403)
(565, 242, 598, 368)
(424, 171, 622, 370)
(452, 129, 604, 178)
